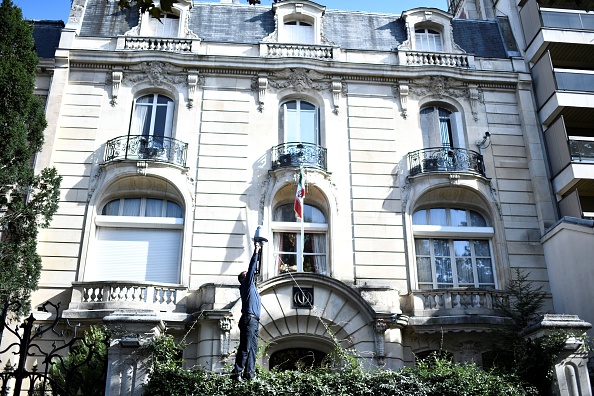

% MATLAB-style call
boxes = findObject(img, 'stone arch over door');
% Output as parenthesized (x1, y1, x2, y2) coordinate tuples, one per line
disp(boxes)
(233, 273, 381, 369)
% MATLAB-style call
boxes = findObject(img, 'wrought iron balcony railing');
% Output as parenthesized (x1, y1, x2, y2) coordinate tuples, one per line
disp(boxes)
(408, 147, 486, 177)
(271, 142, 327, 171)
(104, 135, 188, 167)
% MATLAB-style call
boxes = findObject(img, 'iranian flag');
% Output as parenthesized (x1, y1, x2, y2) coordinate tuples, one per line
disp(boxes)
(294, 167, 306, 219)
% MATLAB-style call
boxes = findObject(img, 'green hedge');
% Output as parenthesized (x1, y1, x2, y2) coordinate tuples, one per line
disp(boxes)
(145, 354, 538, 396)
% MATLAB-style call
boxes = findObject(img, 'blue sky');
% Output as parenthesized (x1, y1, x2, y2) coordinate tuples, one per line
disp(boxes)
(16, 0, 447, 21)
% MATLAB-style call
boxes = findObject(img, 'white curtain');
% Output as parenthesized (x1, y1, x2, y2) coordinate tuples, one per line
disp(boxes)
(122, 198, 141, 216)
(312, 233, 327, 275)
(132, 102, 150, 136)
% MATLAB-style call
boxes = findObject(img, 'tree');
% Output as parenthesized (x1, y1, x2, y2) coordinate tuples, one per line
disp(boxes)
(116, 0, 282, 19)
(0, 0, 61, 326)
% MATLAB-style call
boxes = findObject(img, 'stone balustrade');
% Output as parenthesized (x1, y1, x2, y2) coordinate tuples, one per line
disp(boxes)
(265, 43, 334, 59)
(68, 281, 186, 312)
(400, 51, 473, 68)
(122, 36, 194, 52)
(410, 289, 508, 316)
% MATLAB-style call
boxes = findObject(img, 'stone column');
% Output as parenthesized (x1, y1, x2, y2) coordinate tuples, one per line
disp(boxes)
(103, 310, 165, 396)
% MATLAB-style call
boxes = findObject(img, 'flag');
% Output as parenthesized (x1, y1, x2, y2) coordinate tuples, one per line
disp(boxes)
(294, 167, 306, 219)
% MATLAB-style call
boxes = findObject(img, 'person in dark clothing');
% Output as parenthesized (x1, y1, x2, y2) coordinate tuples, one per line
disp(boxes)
(232, 242, 261, 381)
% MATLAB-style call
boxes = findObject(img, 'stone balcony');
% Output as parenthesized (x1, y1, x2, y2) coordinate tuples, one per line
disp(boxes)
(117, 36, 199, 53)
(398, 50, 474, 68)
(262, 43, 335, 59)
(63, 281, 188, 319)
(408, 288, 508, 317)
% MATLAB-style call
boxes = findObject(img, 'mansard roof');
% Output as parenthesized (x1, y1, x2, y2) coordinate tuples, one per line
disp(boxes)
(77, 0, 510, 58)
(31, 20, 64, 59)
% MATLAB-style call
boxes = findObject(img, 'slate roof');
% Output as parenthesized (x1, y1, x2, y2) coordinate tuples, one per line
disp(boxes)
(31, 20, 64, 59)
(78, 0, 510, 58)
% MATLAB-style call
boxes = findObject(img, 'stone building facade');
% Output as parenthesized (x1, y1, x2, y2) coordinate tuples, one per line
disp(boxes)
(19, 0, 593, 394)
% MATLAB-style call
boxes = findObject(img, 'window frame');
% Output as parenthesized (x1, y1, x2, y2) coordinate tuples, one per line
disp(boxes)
(412, 207, 497, 289)
(272, 203, 328, 275)
(279, 99, 320, 145)
(420, 105, 465, 149)
(415, 28, 444, 52)
(130, 93, 175, 140)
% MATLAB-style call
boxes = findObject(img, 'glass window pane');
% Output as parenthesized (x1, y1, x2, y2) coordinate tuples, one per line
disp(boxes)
(412, 209, 427, 225)
(103, 200, 120, 216)
(416, 257, 432, 283)
(433, 239, 450, 256)
(122, 198, 141, 216)
(145, 199, 163, 217)
(473, 240, 491, 257)
(278, 253, 297, 273)
(153, 106, 168, 139)
(285, 101, 297, 109)
(435, 257, 452, 284)
(456, 258, 474, 284)
(303, 255, 316, 272)
(453, 240, 471, 257)
(415, 239, 431, 256)
(166, 201, 183, 218)
(305, 233, 326, 253)
(277, 232, 297, 253)
(304, 205, 325, 223)
(300, 108, 317, 144)
(157, 95, 170, 104)
(429, 208, 447, 226)
(450, 209, 467, 226)
(476, 258, 494, 284)
(470, 211, 487, 227)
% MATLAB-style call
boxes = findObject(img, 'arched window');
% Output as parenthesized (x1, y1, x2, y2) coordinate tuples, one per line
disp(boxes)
(412, 207, 495, 289)
(279, 100, 319, 145)
(415, 28, 443, 52)
(89, 197, 184, 284)
(420, 106, 463, 148)
(130, 94, 175, 142)
(272, 203, 327, 275)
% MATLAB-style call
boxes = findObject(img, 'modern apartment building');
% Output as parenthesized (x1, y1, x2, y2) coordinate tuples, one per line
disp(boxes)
(18, 0, 593, 393)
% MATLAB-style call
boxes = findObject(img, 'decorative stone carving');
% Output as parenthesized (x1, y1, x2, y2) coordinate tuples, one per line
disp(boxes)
(331, 78, 347, 114)
(467, 84, 483, 121)
(123, 62, 187, 87)
(373, 318, 387, 365)
(394, 83, 409, 119)
(219, 317, 232, 356)
(268, 68, 330, 92)
(110, 71, 123, 106)
(187, 72, 204, 109)
(251, 74, 268, 112)
(68, 0, 85, 24)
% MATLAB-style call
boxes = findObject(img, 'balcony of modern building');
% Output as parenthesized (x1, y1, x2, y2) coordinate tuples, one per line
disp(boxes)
(271, 142, 327, 172)
(532, 51, 594, 126)
(407, 147, 486, 179)
(520, 0, 594, 63)
(544, 115, 594, 207)
(103, 135, 188, 168)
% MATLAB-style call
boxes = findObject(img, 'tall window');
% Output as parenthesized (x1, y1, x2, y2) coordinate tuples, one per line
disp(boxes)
(279, 100, 319, 144)
(130, 94, 175, 142)
(89, 197, 184, 284)
(282, 20, 314, 44)
(413, 208, 495, 289)
(420, 107, 454, 148)
(273, 203, 327, 275)
(146, 13, 180, 37)
(415, 28, 443, 51)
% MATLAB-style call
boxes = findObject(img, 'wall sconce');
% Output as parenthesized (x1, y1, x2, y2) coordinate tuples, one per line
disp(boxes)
(476, 132, 491, 150)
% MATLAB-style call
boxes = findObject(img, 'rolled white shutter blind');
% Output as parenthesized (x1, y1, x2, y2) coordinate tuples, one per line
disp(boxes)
(94, 228, 181, 284)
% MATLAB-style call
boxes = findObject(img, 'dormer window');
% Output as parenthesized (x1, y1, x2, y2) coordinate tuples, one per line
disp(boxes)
(415, 28, 443, 52)
(146, 13, 180, 38)
(283, 20, 314, 44)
